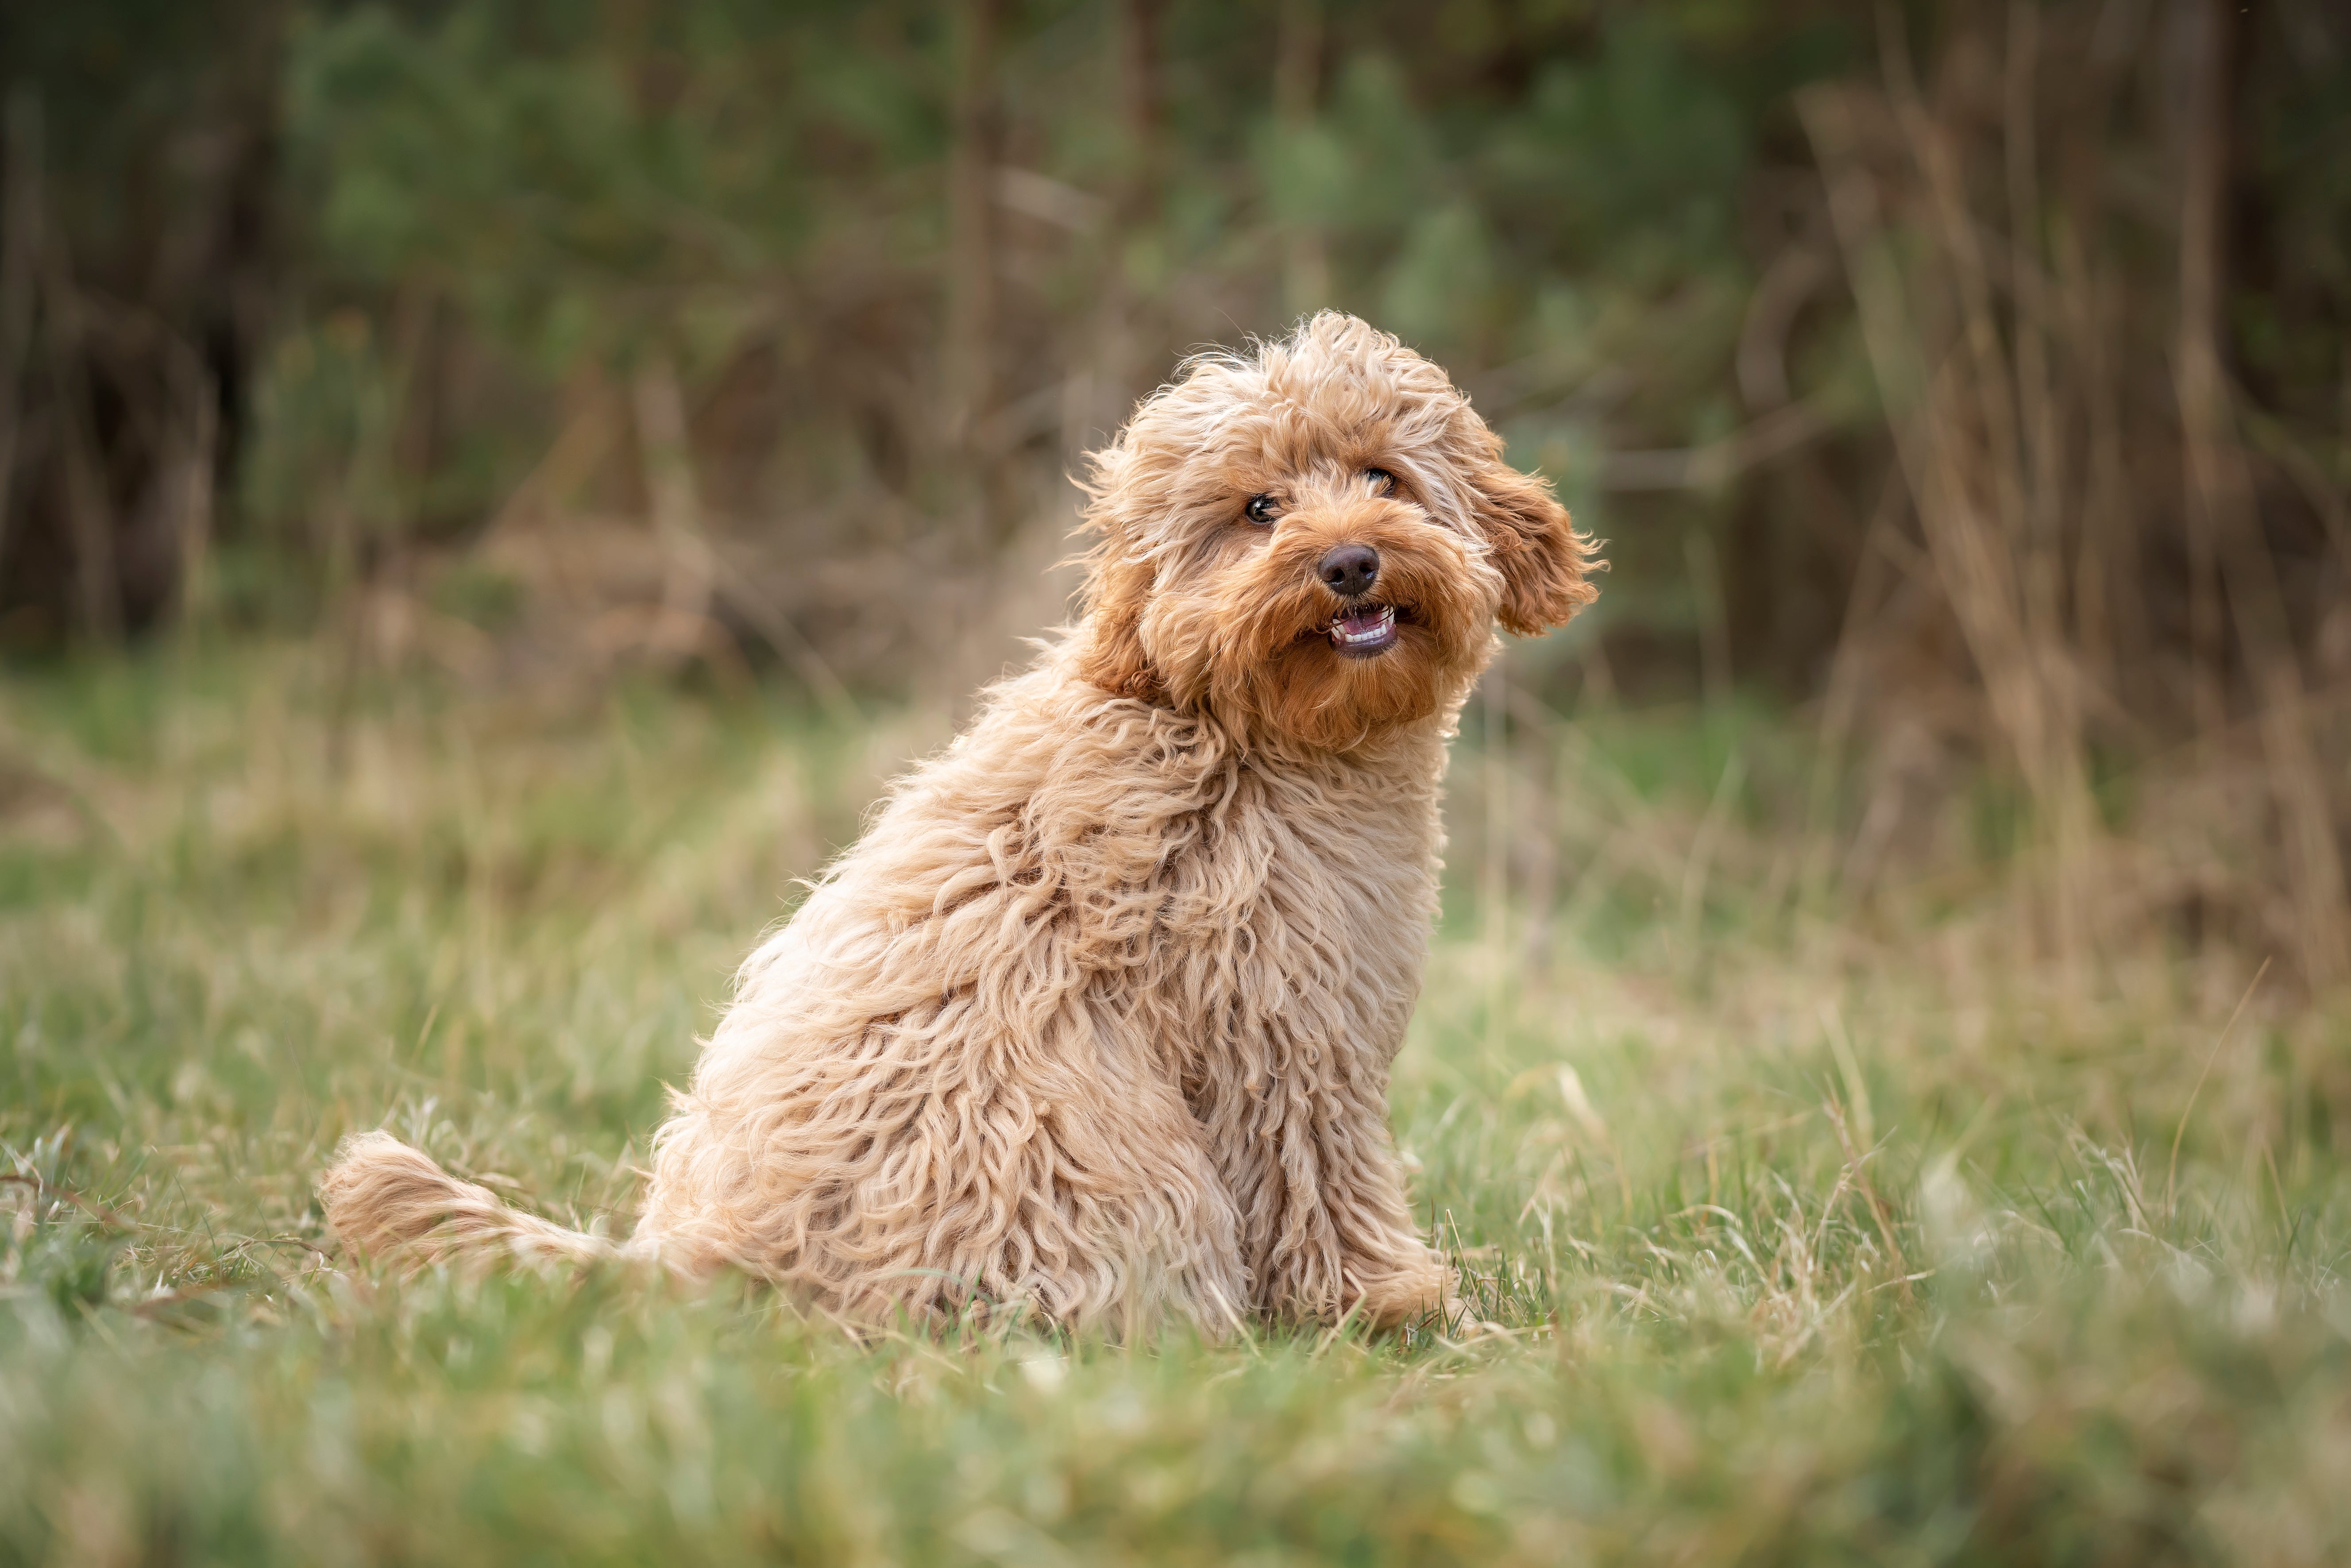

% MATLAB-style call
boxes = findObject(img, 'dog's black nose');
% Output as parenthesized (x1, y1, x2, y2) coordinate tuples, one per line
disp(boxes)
(1317, 543, 1380, 599)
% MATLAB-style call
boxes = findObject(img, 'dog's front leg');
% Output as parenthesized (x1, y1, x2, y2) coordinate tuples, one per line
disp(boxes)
(1197, 1020, 1454, 1330)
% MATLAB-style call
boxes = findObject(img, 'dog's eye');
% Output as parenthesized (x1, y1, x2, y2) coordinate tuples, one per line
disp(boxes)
(1244, 494, 1280, 526)
(1365, 468, 1397, 494)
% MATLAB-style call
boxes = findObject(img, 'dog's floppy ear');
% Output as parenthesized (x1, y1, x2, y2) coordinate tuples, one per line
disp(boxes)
(1077, 552, 1164, 703)
(1471, 459, 1602, 636)
(1073, 436, 1169, 703)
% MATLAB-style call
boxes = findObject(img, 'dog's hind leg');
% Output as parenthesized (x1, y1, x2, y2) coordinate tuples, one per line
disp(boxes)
(636, 1001, 1251, 1336)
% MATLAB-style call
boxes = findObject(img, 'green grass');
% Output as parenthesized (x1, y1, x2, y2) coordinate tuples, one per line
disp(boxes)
(5, 644, 2348, 1565)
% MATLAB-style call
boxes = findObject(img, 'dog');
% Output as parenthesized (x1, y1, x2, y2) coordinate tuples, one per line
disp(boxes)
(322, 312, 1599, 1333)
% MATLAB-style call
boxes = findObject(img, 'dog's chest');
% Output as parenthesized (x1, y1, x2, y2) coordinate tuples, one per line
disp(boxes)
(1131, 753, 1443, 1053)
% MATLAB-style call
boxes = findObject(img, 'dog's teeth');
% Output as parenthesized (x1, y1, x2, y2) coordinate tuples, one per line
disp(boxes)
(1328, 605, 1397, 648)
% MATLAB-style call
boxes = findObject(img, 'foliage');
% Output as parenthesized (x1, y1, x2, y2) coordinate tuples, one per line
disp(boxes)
(6, 9, 2348, 904)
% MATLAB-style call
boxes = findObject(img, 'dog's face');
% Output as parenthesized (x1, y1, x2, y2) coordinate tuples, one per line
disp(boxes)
(1075, 313, 1600, 750)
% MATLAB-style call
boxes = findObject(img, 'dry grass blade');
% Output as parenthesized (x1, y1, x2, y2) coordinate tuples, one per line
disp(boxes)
(2166, 956, 2273, 1219)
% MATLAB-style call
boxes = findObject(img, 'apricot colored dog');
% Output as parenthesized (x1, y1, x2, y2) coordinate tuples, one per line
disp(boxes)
(323, 313, 1599, 1332)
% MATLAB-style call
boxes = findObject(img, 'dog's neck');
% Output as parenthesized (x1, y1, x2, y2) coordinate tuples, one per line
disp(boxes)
(1215, 700, 1463, 782)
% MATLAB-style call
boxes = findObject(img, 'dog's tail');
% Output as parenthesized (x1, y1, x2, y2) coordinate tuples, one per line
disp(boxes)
(320, 1130, 620, 1271)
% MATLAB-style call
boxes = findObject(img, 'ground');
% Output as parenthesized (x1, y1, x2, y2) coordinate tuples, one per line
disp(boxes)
(4, 645, 2347, 1565)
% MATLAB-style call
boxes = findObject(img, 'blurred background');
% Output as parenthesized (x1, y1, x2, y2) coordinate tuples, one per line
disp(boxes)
(14, 13, 2351, 1549)
(1, 0, 2347, 990)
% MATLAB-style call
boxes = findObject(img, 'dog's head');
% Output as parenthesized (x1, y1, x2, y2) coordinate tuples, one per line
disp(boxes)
(1074, 313, 1600, 750)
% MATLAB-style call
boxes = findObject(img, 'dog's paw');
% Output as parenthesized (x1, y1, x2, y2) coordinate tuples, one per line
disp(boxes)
(1346, 1255, 1458, 1330)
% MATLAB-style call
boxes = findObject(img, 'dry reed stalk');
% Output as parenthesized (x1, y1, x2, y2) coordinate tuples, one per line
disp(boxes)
(1822, 1094, 1913, 1305)
(167, 353, 217, 634)
(1061, 0, 1165, 463)
(943, 0, 1001, 452)
(1274, 0, 1330, 318)
(2165, 956, 2270, 1218)
(1482, 662, 1509, 1054)
(946, 0, 1023, 552)
(2044, 5, 2138, 698)
(1803, 56, 2101, 980)
(2171, 0, 2350, 990)
(1799, 468, 1907, 896)
(630, 354, 719, 672)
(1683, 529, 1731, 709)
(1894, 18, 2098, 985)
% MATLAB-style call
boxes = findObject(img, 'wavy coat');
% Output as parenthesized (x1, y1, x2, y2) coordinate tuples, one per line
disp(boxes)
(322, 313, 1601, 1332)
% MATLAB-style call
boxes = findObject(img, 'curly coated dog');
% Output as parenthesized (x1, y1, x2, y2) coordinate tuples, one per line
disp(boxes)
(322, 312, 1601, 1333)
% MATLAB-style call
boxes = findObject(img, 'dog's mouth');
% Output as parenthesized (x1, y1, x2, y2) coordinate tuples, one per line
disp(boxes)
(1325, 602, 1402, 658)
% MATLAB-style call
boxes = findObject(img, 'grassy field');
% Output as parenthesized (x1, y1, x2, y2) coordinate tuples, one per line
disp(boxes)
(4, 644, 2347, 1565)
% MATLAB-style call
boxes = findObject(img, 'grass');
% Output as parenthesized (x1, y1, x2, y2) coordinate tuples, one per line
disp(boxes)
(4, 642, 2348, 1565)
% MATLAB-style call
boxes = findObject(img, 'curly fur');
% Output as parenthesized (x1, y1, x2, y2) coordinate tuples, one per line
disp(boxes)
(322, 313, 1601, 1333)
